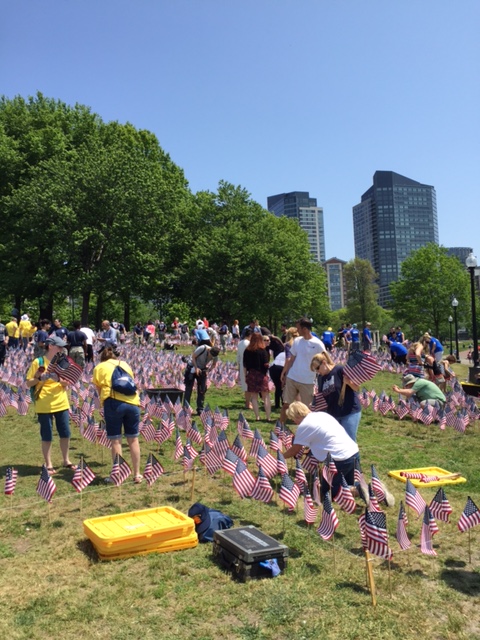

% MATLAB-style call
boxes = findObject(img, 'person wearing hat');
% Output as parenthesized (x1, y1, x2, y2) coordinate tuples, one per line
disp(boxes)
(321, 326, 336, 352)
(362, 322, 373, 351)
(19, 314, 33, 351)
(393, 374, 446, 408)
(193, 320, 211, 347)
(26, 335, 75, 474)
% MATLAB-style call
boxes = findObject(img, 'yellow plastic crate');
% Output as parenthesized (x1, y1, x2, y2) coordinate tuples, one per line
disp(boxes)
(83, 506, 195, 554)
(96, 530, 198, 561)
(388, 466, 466, 488)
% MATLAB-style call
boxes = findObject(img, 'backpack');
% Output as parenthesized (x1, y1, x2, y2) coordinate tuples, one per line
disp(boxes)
(188, 503, 233, 542)
(111, 362, 137, 396)
(29, 356, 44, 402)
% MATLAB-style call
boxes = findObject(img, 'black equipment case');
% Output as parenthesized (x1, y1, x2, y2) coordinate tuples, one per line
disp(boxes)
(213, 525, 289, 581)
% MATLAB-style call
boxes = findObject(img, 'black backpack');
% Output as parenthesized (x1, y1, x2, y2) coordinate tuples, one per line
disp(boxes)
(111, 362, 137, 396)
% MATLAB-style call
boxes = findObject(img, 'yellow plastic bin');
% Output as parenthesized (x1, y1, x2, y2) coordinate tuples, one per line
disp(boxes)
(83, 506, 195, 556)
(388, 466, 466, 488)
(96, 530, 199, 561)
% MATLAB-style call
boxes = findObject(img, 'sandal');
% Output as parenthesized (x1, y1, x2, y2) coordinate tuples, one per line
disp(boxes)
(47, 468, 58, 476)
(63, 463, 77, 470)
(133, 475, 143, 484)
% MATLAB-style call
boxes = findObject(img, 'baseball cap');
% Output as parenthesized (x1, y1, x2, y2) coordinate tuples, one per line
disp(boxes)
(45, 335, 67, 348)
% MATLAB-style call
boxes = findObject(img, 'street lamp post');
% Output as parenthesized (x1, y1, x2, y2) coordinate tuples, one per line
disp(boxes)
(465, 253, 480, 384)
(452, 297, 460, 362)
(448, 315, 453, 355)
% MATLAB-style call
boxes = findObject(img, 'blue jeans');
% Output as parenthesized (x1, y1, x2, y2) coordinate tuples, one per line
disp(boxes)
(337, 411, 362, 442)
(38, 410, 71, 442)
(103, 398, 140, 439)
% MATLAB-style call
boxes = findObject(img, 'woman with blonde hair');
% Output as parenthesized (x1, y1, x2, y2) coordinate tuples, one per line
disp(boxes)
(310, 351, 362, 443)
(404, 341, 424, 378)
(284, 326, 299, 359)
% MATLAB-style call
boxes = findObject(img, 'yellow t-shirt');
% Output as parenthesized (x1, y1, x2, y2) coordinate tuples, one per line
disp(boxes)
(26, 357, 70, 413)
(6, 321, 18, 338)
(92, 359, 140, 407)
(19, 320, 32, 338)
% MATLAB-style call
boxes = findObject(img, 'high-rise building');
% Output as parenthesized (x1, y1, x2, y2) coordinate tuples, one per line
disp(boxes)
(324, 257, 347, 310)
(353, 171, 438, 306)
(267, 191, 325, 263)
(447, 247, 473, 265)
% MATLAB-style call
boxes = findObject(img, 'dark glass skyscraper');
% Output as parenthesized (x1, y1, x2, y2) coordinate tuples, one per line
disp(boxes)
(353, 171, 438, 306)
(267, 191, 325, 263)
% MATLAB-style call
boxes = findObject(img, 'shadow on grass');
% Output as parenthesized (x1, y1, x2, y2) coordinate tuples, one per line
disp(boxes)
(76, 538, 99, 563)
(440, 568, 480, 595)
(336, 581, 371, 595)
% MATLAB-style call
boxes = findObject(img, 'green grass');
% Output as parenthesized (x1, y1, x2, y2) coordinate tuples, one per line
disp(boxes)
(1, 356, 480, 640)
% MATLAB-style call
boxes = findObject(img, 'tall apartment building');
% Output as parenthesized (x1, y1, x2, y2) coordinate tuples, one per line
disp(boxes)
(353, 171, 438, 306)
(447, 247, 473, 265)
(267, 191, 326, 263)
(324, 257, 347, 310)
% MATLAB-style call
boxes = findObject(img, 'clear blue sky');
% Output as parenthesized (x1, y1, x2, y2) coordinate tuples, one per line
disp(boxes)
(2, 1, 479, 262)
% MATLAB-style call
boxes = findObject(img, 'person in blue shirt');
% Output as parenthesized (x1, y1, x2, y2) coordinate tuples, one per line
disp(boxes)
(194, 320, 212, 346)
(347, 323, 360, 352)
(422, 333, 444, 363)
(362, 322, 373, 351)
(385, 338, 408, 364)
(321, 327, 336, 352)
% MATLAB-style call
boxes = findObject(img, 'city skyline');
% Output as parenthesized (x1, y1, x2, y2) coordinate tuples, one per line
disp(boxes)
(1, 2, 478, 261)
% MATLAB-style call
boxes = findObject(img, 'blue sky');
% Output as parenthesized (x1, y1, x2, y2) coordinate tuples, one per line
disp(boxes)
(2, 1, 479, 262)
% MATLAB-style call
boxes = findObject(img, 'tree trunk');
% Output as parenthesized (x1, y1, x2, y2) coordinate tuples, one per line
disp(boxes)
(95, 291, 103, 331)
(123, 295, 130, 331)
(81, 290, 91, 326)
(39, 294, 54, 321)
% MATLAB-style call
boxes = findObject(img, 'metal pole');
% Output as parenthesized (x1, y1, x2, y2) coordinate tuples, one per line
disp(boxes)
(468, 266, 479, 384)
(448, 317, 453, 355)
(453, 305, 460, 362)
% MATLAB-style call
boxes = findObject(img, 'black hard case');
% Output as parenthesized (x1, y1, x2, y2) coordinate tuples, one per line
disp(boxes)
(213, 525, 289, 581)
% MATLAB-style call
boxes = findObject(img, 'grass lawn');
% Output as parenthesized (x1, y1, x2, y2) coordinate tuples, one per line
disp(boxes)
(1, 352, 479, 640)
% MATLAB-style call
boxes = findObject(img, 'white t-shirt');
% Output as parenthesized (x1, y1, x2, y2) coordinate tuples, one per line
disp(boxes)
(80, 327, 95, 346)
(294, 411, 359, 462)
(288, 336, 325, 384)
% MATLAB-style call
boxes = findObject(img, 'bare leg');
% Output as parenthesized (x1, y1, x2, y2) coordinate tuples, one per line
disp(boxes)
(41, 441, 53, 468)
(110, 438, 123, 463)
(59, 437, 72, 466)
(126, 437, 141, 477)
(280, 403, 289, 425)
(262, 392, 271, 421)
(249, 393, 260, 420)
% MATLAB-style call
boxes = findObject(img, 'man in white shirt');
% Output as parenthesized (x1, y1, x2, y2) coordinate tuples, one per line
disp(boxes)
(280, 317, 324, 423)
(80, 325, 96, 363)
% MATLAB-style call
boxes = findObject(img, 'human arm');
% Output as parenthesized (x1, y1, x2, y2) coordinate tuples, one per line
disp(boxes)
(392, 384, 415, 398)
(284, 443, 303, 459)
(280, 354, 296, 383)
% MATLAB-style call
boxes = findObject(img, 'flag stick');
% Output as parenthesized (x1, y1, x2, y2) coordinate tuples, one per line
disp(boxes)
(388, 558, 392, 597)
(9, 494, 13, 527)
(48, 502, 52, 526)
(190, 467, 196, 503)
(365, 551, 377, 607)
(332, 533, 336, 575)
(80, 456, 84, 517)
(468, 529, 472, 564)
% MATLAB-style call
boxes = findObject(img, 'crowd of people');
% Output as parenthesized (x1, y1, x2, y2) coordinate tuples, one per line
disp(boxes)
(0, 308, 463, 499)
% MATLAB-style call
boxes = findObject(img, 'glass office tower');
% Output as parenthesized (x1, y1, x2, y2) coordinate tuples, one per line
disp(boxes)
(353, 171, 438, 306)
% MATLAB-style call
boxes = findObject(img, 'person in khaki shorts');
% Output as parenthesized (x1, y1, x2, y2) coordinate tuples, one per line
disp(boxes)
(280, 316, 325, 424)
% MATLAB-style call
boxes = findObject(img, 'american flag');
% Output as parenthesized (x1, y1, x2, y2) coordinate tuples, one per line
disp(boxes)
(96, 426, 112, 449)
(420, 506, 439, 556)
(279, 473, 300, 510)
(458, 497, 480, 533)
(405, 479, 426, 516)
(182, 445, 194, 471)
(249, 428, 266, 458)
(143, 453, 164, 487)
(155, 424, 172, 446)
(368, 483, 383, 512)
(311, 390, 328, 411)
(232, 459, 255, 499)
(139, 418, 157, 442)
(71, 459, 95, 492)
(231, 435, 247, 462)
(359, 388, 371, 408)
(429, 488, 452, 522)
(4, 467, 18, 495)
(294, 459, 308, 492)
(186, 421, 203, 445)
(110, 454, 131, 486)
(362, 509, 393, 560)
(302, 451, 320, 473)
(317, 492, 339, 541)
(47, 354, 83, 385)
(333, 473, 356, 514)
(256, 444, 278, 479)
(17, 393, 29, 416)
(250, 466, 274, 503)
(419, 404, 434, 425)
(343, 350, 381, 387)
(237, 413, 253, 439)
(174, 429, 183, 460)
(36, 465, 57, 502)
(396, 501, 411, 550)
(222, 448, 240, 476)
(213, 406, 224, 430)
(204, 443, 224, 475)
(321, 452, 337, 487)
(394, 399, 410, 420)
(276, 450, 288, 476)
(303, 486, 318, 524)
(371, 464, 386, 503)
(269, 431, 281, 452)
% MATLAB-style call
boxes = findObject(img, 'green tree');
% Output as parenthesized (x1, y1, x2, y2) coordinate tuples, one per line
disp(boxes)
(344, 258, 379, 326)
(390, 243, 470, 339)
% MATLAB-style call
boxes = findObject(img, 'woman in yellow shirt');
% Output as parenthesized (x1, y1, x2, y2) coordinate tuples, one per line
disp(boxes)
(26, 335, 75, 475)
(93, 345, 142, 483)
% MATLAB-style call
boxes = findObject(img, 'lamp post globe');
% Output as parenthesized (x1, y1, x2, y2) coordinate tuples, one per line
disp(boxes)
(452, 297, 460, 362)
